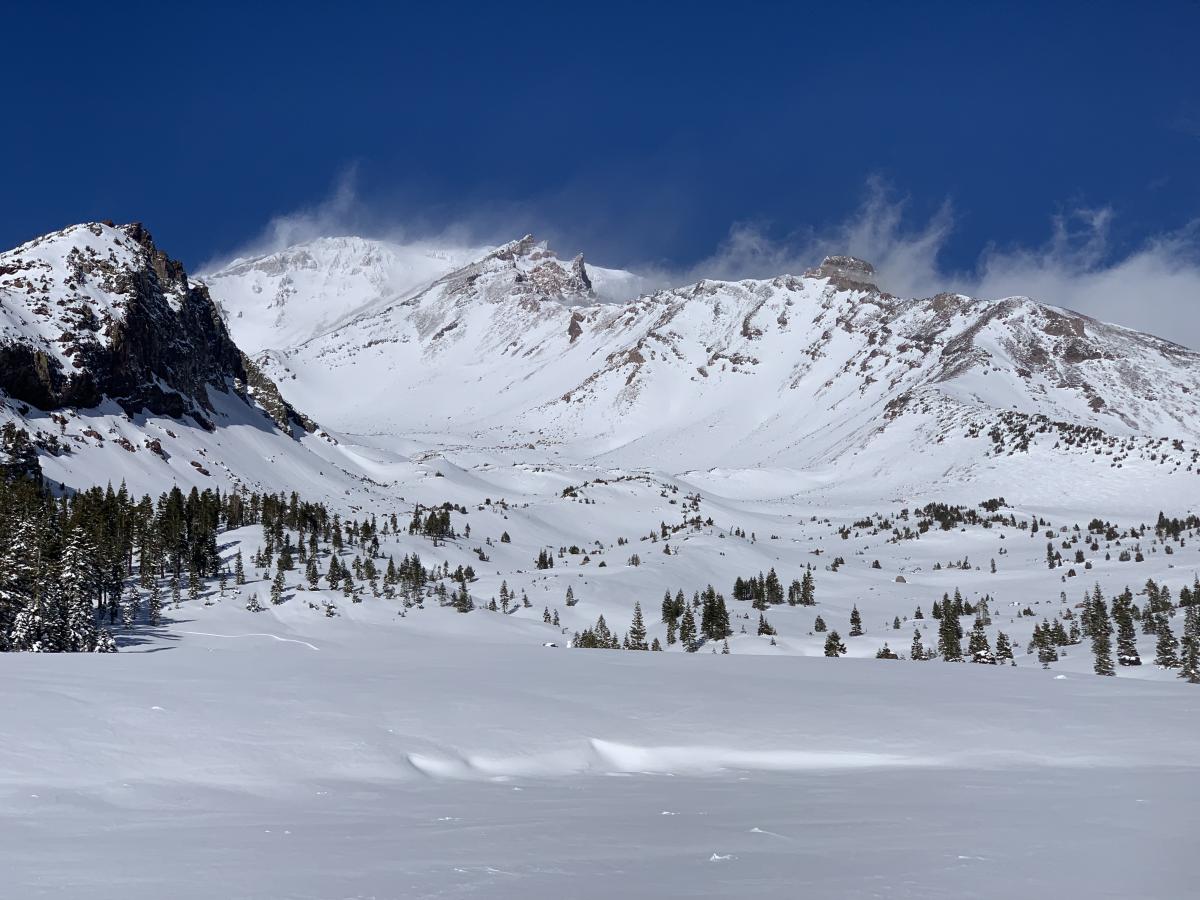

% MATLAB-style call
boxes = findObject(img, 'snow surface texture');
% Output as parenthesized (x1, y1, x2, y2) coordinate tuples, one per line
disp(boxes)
(3, 567, 1197, 899)
(3, 224, 1200, 897)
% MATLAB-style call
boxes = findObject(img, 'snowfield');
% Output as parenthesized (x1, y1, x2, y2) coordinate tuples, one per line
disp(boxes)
(3, 593, 1198, 900)
(3, 482, 1200, 898)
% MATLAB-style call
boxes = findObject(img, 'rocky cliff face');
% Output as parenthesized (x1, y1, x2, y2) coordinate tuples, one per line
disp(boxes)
(0, 222, 309, 432)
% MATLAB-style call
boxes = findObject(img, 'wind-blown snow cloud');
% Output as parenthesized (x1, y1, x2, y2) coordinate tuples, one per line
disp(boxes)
(227, 166, 365, 260)
(201, 167, 494, 269)
(652, 178, 954, 299)
(968, 217, 1200, 347)
(672, 180, 1200, 349)
(212, 172, 1200, 349)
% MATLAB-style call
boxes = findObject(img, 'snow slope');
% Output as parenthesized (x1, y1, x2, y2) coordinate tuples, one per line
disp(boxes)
(202, 239, 1200, 508)
(200, 234, 645, 354)
(199, 236, 489, 353)
(2, 539, 1197, 898)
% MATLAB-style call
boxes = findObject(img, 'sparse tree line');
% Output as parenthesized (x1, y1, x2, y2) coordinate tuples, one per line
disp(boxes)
(5, 455, 1200, 690)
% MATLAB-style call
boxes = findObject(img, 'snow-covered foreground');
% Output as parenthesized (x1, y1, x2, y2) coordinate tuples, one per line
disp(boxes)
(2, 600, 1197, 899)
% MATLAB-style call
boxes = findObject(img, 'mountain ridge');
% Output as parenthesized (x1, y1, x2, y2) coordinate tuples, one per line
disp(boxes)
(3, 221, 1200, 511)
(215, 233, 1200, 478)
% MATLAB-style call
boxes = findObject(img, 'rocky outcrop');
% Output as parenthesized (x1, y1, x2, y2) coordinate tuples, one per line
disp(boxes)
(239, 352, 317, 434)
(0, 223, 315, 437)
(807, 255, 879, 291)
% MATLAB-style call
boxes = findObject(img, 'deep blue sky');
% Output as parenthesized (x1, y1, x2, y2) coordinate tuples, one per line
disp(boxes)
(3, 0, 1198, 274)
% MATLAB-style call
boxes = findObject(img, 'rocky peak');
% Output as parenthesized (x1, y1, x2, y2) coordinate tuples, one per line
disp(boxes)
(463, 235, 595, 302)
(0, 222, 312, 435)
(490, 234, 540, 262)
(570, 253, 593, 294)
(807, 255, 878, 291)
(120, 222, 189, 292)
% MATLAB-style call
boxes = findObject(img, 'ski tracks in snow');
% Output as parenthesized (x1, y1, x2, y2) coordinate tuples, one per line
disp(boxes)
(178, 631, 321, 651)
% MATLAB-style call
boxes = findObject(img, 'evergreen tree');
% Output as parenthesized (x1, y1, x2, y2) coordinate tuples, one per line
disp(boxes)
(679, 604, 697, 651)
(455, 583, 474, 613)
(246, 593, 264, 613)
(147, 580, 162, 626)
(800, 567, 816, 605)
(661, 589, 676, 623)
(764, 568, 783, 605)
(7, 583, 64, 652)
(968, 617, 991, 661)
(910, 628, 927, 661)
(813, 614, 827, 633)
(60, 530, 98, 651)
(1180, 609, 1200, 683)
(699, 588, 731, 640)
(938, 604, 963, 661)
(849, 605, 863, 637)
(1088, 591, 1115, 676)
(270, 569, 285, 605)
(120, 583, 139, 628)
(1037, 631, 1059, 668)
(1114, 588, 1141, 666)
(823, 630, 846, 657)
(0, 519, 40, 640)
(627, 602, 648, 650)
(93, 629, 118, 653)
(995, 631, 1013, 663)
(1155, 614, 1180, 668)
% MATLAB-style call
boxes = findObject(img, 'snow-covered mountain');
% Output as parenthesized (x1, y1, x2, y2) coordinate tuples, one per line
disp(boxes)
(199, 236, 489, 353)
(5, 221, 1200, 508)
(206, 235, 1200, 501)
(0, 222, 393, 500)
(200, 234, 645, 353)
